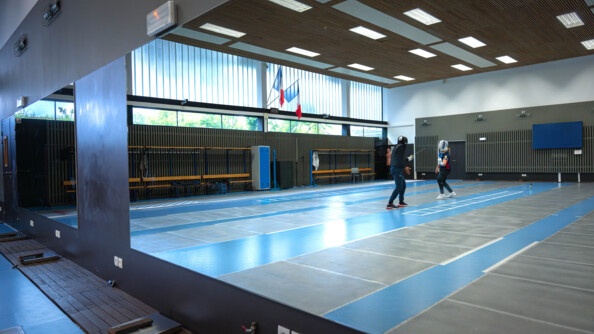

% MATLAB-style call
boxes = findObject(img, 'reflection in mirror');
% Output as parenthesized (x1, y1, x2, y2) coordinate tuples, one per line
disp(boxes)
(14, 85, 78, 227)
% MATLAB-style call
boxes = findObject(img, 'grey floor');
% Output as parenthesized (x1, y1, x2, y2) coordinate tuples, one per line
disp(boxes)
(130, 180, 594, 333)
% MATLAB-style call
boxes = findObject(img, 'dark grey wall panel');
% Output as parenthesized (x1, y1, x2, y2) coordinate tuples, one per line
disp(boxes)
(416, 100, 594, 176)
(416, 100, 594, 141)
(414, 135, 438, 172)
(75, 57, 131, 271)
(466, 126, 593, 174)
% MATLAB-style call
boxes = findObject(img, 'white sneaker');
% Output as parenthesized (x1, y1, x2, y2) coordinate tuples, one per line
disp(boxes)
(436, 194, 445, 200)
(446, 192, 456, 198)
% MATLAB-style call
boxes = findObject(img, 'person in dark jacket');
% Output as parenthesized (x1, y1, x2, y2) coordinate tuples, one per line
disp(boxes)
(387, 136, 413, 209)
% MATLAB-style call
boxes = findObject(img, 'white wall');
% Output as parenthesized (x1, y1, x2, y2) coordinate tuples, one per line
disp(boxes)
(383, 54, 594, 144)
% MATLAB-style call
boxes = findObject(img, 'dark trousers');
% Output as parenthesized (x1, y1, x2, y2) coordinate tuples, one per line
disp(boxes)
(437, 168, 453, 194)
(388, 166, 406, 204)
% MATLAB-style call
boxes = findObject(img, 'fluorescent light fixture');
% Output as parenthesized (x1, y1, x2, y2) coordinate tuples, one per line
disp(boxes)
(146, 1, 176, 37)
(409, 48, 436, 58)
(556, 12, 584, 28)
(452, 64, 472, 71)
(200, 23, 245, 38)
(459, 36, 486, 48)
(496, 55, 517, 64)
(404, 8, 441, 25)
(286, 47, 320, 57)
(394, 75, 415, 81)
(582, 39, 594, 50)
(348, 63, 374, 71)
(350, 26, 386, 40)
(269, 0, 311, 12)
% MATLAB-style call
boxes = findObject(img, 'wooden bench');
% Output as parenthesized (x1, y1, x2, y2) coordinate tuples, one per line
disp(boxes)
(68, 173, 252, 199)
(312, 167, 374, 185)
(63, 180, 76, 193)
(202, 173, 252, 193)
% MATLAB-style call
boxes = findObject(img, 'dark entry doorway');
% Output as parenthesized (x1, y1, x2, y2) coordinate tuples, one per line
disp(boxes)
(448, 141, 466, 179)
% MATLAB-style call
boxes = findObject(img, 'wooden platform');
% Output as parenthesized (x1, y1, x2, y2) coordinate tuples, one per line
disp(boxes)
(0, 237, 189, 334)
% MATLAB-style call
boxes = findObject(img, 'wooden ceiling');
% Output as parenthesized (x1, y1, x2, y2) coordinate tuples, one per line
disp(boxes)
(164, 0, 594, 88)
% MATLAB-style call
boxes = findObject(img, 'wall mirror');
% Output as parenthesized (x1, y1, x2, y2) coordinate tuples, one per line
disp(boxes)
(14, 85, 78, 228)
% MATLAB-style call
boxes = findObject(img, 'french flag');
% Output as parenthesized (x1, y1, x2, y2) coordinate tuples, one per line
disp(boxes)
(272, 67, 284, 106)
(285, 80, 302, 119)
(295, 85, 302, 119)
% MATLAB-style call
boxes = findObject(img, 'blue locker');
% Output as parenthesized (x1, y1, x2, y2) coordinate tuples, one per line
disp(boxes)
(251, 146, 270, 190)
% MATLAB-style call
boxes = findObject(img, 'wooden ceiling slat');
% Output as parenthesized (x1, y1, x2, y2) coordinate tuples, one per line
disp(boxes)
(164, 0, 594, 87)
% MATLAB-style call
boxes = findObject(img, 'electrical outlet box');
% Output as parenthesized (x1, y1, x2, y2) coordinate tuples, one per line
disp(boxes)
(30, 220, 34, 227)
(114, 256, 123, 269)
(55, 230, 61, 238)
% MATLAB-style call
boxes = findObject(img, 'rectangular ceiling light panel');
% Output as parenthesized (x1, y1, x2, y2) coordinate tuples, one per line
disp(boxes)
(334, 0, 441, 45)
(269, 0, 312, 12)
(348, 63, 374, 71)
(394, 75, 414, 81)
(200, 23, 245, 38)
(350, 26, 386, 40)
(556, 12, 584, 28)
(582, 39, 594, 50)
(459, 36, 486, 48)
(287, 47, 320, 57)
(452, 64, 472, 71)
(409, 48, 436, 58)
(403, 8, 441, 25)
(496, 55, 517, 64)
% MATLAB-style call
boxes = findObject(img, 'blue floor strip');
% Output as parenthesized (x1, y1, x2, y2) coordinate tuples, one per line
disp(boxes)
(0, 255, 84, 334)
(154, 183, 558, 277)
(131, 180, 472, 237)
(324, 195, 594, 333)
(0, 223, 16, 234)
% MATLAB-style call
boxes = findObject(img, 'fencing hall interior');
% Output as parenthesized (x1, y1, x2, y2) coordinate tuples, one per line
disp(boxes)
(3, 178, 594, 334)
(2, 1, 594, 333)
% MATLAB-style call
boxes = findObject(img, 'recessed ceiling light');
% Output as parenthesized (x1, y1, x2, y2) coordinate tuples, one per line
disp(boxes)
(496, 55, 517, 64)
(556, 12, 584, 28)
(350, 26, 386, 40)
(403, 8, 441, 25)
(269, 0, 312, 12)
(348, 63, 374, 71)
(409, 48, 437, 58)
(582, 39, 594, 50)
(286, 47, 320, 57)
(458, 36, 486, 48)
(452, 64, 472, 71)
(394, 75, 415, 81)
(199, 23, 245, 38)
